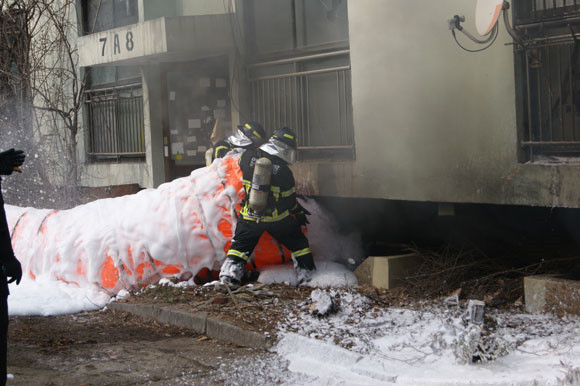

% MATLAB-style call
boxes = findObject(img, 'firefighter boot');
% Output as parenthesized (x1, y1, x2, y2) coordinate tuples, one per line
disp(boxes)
(219, 257, 244, 288)
(292, 252, 316, 286)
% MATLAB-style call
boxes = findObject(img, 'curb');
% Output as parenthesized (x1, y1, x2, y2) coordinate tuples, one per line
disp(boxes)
(109, 302, 270, 349)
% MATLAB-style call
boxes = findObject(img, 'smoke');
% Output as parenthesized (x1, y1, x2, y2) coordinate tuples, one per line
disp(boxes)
(300, 197, 365, 270)
(0, 108, 78, 210)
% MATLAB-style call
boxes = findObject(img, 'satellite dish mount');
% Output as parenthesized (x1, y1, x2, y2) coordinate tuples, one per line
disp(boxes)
(448, 0, 523, 51)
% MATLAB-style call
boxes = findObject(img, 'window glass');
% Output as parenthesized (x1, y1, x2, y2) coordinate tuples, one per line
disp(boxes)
(297, 0, 349, 48)
(247, 0, 349, 56)
(82, 0, 138, 34)
(251, 0, 294, 54)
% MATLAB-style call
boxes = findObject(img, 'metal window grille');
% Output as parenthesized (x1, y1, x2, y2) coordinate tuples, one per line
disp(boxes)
(516, 1, 580, 160)
(248, 49, 354, 159)
(85, 83, 145, 161)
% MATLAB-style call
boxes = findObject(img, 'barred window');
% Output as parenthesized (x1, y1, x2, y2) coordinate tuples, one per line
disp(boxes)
(85, 83, 144, 162)
(244, 0, 353, 160)
(514, 1, 580, 161)
(248, 50, 353, 159)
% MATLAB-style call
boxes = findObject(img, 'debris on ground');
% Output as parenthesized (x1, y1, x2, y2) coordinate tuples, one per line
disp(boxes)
(309, 289, 340, 317)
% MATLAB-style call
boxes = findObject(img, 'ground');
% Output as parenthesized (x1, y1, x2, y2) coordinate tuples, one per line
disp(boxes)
(6, 244, 578, 385)
(7, 309, 295, 385)
(2, 282, 436, 384)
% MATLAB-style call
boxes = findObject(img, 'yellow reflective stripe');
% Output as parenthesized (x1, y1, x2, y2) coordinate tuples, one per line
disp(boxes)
(252, 130, 262, 138)
(293, 248, 312, 257)
(283, 133, 294, 139)
(227, 249, 248, 261)
(242, 180, 251, 194)
(215, 145, 229, 154)
(241, 210, 290, 222)
(270, 186, 280, 201)
(281, 187, 295, 197)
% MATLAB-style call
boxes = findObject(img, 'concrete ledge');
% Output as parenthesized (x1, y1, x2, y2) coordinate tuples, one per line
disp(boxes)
(524, 275, 580, 315)
(109, 302, 269, 349)
(206, 317, 269, 349)
(354, 254, 422, 289)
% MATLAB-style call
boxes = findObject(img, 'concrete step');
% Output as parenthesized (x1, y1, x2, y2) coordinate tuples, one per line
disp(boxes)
(354, 253, 422, 289)
(109, 302, 270, 349)
(524, 275, 580, 316)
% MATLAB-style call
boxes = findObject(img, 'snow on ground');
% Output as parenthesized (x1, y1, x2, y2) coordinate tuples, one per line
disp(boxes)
(274, 289, 580, 385)
(9, 262, 580, 385)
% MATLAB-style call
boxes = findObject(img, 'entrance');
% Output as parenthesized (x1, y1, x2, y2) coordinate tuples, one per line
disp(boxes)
(164, 56, 230, 180)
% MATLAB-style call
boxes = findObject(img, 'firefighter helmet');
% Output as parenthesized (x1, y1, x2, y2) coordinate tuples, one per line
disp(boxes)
(260, 127, 298, 164)
(229, 122, 266, 148)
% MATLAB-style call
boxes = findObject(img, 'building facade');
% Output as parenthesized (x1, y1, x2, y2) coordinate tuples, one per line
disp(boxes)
(76, 0, 580, 209)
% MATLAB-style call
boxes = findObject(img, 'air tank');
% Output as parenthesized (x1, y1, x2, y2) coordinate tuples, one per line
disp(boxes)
(249, 157, 272, 213)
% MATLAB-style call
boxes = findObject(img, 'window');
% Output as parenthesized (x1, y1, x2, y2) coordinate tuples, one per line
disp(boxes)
(244, 0, 353, 159)
(79, 0, 143, 162)
(85, 83, 144, 161)
(246, 0, 349, 56)
(248, 51, 353, 159)
(80, 0, 138, 35)
(514, 1, 580, 161)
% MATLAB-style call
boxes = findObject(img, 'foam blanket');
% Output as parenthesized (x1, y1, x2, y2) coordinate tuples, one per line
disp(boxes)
(5, 155, 292, 294)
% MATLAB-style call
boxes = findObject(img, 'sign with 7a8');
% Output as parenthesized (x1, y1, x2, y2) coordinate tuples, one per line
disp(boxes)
(99, 31, 135, 57)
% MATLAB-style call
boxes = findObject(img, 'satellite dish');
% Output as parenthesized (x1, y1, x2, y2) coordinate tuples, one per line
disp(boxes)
(475, 0, 503, 36)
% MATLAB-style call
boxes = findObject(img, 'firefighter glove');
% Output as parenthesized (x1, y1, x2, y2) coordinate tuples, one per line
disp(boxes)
(0, 148, 25, 175)
(4, 257, 22, 285)
(296, 212, 309, 226)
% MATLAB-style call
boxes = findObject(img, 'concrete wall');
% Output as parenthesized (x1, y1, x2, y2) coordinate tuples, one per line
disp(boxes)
(292, 0, 580, 208)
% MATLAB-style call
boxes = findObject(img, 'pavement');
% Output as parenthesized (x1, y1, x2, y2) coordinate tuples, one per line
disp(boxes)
(109, 302, 271, 350)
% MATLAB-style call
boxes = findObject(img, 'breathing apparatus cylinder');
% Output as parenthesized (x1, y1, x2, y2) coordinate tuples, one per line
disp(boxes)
(205, 148, 214, 167)
(249, 157, 272, 213)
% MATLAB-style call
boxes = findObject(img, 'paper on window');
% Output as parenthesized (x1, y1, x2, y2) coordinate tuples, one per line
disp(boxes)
(187, 150, 197, 157)
(169, 91, 176, 101)
(170, 129, 179, 135)
(188, 119, 201, 129)
(200, 78, 211, 87)
(197, 146, 207, 152)
(217, 99, 226, 108)
(201, 105, 210, 111)
(215, 78, 226, 88)
(186, 136, 197, 143)
(171, 142, 184, 154)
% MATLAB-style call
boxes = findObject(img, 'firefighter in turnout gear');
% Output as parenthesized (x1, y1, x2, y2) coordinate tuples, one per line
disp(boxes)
(219, 127, 316, 287)
(205, 122, 266, 166)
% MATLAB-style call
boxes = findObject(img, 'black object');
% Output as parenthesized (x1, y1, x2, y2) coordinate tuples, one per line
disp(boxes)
(0, 149, 25, 175)
(3, 259, 21, 285)
(296, 212, 309, 226)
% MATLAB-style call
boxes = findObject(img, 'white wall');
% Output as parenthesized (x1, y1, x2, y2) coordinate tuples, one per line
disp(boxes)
(329, 0, 580, 207)
(347, 0, 516, 204)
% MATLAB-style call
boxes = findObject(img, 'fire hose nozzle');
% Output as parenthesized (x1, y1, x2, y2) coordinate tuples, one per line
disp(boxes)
(13, 167, 22, 173)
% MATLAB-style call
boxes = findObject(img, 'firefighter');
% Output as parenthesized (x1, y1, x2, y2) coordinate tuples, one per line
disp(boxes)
(0, 148, 24, 385)
(219, 127, 316, 287)
(205, 122, 266, 166)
